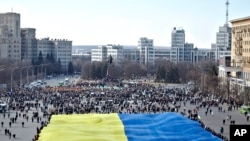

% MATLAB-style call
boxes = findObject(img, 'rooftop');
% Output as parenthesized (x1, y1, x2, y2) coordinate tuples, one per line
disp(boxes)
(230, 16, 250, 23)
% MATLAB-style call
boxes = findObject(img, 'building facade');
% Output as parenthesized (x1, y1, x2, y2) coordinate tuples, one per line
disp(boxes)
(37, 38, 72, 72)
(211, 24, 232, 62)
(21, 28, 37, 61)
(91, 44, 124, 64)
(91, 36, 214, 66)
(54, 39, 73, 72)
(0, 12, 21, 61)
(170, 27, 185, 63)
(138, 37, 154, 66)
(231, 16, 250, 84)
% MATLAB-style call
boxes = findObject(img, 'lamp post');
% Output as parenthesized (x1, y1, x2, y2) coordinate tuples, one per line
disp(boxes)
(26, 65, 33, 84)
(32, 65, 40, 81)
(42, 64, 49, 80)
(20, 66, 27, 88)
(11, 67, 19, 92)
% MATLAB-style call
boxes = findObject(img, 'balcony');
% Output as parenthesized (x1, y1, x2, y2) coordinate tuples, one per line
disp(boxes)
(234, 41, 243, 48)
(235, 51, 242, 56)
(235, 36, 243, 41)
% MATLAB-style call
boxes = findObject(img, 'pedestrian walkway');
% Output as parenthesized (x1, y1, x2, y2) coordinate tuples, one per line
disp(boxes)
(0, 103, 48, 141)
(180, 102, 250, 140)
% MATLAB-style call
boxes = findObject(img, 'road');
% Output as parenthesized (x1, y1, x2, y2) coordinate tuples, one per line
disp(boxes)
(45, 75, 80, 87)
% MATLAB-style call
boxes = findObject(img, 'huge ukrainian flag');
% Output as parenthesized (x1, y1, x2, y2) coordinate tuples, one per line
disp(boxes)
(38, 113, 222, 141)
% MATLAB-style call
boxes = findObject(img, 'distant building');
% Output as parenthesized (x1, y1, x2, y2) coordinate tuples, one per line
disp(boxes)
(21, 28, 37, 61)
(91, 44, 124, 64)
(122, 46, 138, 62)
(211, 24, 232, 63)
(0, 12, 21, 61)
(154, 46, 171, 60)
(90, 35, 214, 65)
(138, 37, 154, 66)
(170, 27, 185, 63)
(37, 38, 72, 72)
(37, 38, 54, 60)
(170, 27, 196, 63)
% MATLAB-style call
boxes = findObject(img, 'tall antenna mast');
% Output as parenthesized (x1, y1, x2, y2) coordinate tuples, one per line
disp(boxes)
(225, 0, 229, 26)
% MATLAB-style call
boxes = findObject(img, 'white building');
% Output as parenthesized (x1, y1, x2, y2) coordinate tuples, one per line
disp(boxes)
(170, 27, 185, 63)
(154, 46, 171, 60)
(91, 44, 124, 64)
(0, 12, 21, 61)
(123, 46, 138, 62)
(138, 37, 154, 66)
(211, 24, 232, 62)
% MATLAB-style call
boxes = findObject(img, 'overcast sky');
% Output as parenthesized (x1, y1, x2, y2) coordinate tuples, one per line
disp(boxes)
(1, 0, 250, 48)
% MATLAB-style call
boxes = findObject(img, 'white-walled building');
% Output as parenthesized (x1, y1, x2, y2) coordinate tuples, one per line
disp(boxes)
(91, 44, 124, 64)
(170, 27, 185, 63)
(154, 46, 171, 60)
(91, 36, 214, 65)
(211, 24, 232, 63)
(138, 37, 154, 66)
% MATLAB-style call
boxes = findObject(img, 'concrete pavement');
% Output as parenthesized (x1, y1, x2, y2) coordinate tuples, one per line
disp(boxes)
(179, 102, 250, 140)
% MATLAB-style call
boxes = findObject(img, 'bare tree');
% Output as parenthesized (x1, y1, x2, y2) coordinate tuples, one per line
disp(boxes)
(81, 61, 91, 79)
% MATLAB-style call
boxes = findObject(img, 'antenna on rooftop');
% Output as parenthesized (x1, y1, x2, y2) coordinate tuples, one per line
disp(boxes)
(225, 0, 229, 27)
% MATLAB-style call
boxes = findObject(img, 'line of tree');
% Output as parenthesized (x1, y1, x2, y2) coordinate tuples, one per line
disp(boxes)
(32, 51, 74, 75)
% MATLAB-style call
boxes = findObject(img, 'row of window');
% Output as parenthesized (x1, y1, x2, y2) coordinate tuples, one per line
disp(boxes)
(234, 32, 250, 38)
(233, 25, 250, 32)
(9, 50, 20, 53)
(8, 54, 20, 57)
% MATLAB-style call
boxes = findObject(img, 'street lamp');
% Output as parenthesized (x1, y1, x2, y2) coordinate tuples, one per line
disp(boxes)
(42, 64, 49, 80)
(20, 66, 27, 88)
(26, 65, 33, 84)
(11, 67, 19, 92)
(32, 65, 40, 81)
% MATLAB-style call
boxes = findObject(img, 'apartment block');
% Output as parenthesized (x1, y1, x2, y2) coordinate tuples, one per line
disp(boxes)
(37, 38, 72, 72)
(231, 16, 250, 84)
(138, 37, 154, 66)
(0, 12, 21, 61)
(21, 28, 37, 61)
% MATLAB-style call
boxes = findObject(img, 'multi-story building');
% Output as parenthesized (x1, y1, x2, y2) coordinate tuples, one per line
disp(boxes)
(138, 37, 154, 66)
(230, 16, 250, 84)
(211, 24, 232, 63)
(91, 44, 124, 64)
(53, 39, 72, 72)
(0, 12, 21, 61)
(154, 46, 171, 60)
(37, 38, 72, 72)
(91, 36, 212, 66)
(192, 48, 213, 63)
(21, 28, 37, 61)
(122, 46, 138, 62)
(170, 27, 185, 63)
(170, 27, 195, 63)
(218, 15, 250, 96)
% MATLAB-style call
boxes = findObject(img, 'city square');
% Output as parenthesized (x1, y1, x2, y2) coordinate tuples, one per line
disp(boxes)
(1, 0, 250, 141)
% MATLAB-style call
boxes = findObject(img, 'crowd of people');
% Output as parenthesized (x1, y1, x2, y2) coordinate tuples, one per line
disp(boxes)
(0, 79, 242, 140)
